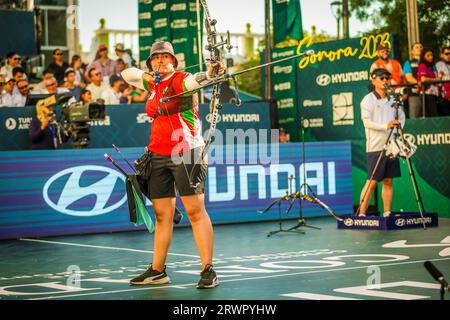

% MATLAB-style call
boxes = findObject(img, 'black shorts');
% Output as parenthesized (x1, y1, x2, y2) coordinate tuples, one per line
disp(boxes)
(149, 147, 207, 199)
(366, 151, 401, 182)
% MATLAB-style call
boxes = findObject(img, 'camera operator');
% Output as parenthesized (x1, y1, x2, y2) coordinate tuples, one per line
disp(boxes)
(358, 68, 406, 217)
(29, 98, 69, 150)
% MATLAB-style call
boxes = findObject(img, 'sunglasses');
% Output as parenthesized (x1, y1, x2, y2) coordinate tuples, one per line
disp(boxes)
(379, 76, 391, 81)
(18, 85, 28, 90)
(444, 52, 450, 56)
(55, 52, 63, 56)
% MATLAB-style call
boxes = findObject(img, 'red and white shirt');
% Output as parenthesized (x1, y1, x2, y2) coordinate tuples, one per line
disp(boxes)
(144, 72, 204, 156)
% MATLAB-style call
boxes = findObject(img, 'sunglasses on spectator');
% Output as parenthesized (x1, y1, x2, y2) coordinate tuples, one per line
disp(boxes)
(55, 52, 63, 56)
(379, 76, 391, 81)
(18, 85, 28, 90)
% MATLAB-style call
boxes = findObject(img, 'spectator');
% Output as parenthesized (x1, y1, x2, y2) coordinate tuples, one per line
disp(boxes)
(12, 67, 26, 96)
(116, 58, 127, 76)
(31, 69, 55, 94)
(47, 49, 70, 85)
(125, 48, 138, 68)
(370, 44, 403, 85)
(417, 48, 440, 117)
(0, 52, 21, 79)
(0, 78, 16, 107)
(86, 45, 118, 79)
(63, 68, 81, 101)
(403, 42, 423, 118)
(80, 88, 93, 103)
(43, 77, 69, 95)
(436, 46, 450, 117)
(13, 79, 30, 107)
(0, 75, 7, 107)
(12, 66, 26, 82)
(86, 68, 110, 100)
(70, 54, 87, 88)
(115, 43, 132, 67)
(101, 74, 125, 105)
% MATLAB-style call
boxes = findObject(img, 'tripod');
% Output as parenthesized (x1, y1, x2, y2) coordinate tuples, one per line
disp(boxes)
(258, 194, 306, 237)
(356, 88, 426, 229)
(287, 117, 321, 230)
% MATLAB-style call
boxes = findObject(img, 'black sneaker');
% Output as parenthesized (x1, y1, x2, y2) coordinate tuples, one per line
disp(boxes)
(197, 264, 219, 289)
(129, 265, 170, 285)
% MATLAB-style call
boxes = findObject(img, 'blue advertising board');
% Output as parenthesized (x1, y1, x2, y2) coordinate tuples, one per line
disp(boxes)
(0, 141, 352, 239)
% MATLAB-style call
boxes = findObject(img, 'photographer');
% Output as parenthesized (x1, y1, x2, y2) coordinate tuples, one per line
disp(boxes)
(358, 68, 406, 217)
(29, 100, 69, 150)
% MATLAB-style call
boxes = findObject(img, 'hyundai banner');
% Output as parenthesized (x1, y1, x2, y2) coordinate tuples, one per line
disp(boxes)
(0, 142, 352, 239)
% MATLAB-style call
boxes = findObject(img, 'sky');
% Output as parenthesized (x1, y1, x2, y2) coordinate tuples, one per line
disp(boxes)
(78, 0, 375, 53)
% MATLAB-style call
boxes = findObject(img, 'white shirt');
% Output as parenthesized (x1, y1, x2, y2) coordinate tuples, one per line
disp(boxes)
(86, 82, 111, 101)
(101, 88, 121, 105)
(0, 90, 15, 107)
(361, 91, 406, 152)
(436, 61, 450, 80)
(13, 94, 27, 107)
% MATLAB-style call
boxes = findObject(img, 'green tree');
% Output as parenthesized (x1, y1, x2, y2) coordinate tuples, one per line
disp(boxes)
(349, 0, 450, 62)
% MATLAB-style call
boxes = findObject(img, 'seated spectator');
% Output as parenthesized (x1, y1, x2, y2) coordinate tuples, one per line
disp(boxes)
(80, 89, 93, 103)
(101, 74, 125, 105)
(63, 68, 81, 101)
(436, 46, 450, 117)
(86, 45, 118, 79)
(418, 48, 440, 117)
(119, 84, 133, 104)
(13, 79, 30, 107)
(31, 69, 56, 94)
(70, 54, 87, 88)
(0, 52, 21, 79)
(86, 68, 111, 100)
(0, 75, 7, 107)
(403, 43, 423, 118)
(115, 43, 132, 68)
(46, 49, 69, 85)
(125, 49, 138, 68)
(43, 77, 70, 95)
(12, 67, 26, 95)
(370, 44, 403, 85)
(29, 100, 69, 150)
(116, 58, 127, 76)
(0, 78, 16, 107)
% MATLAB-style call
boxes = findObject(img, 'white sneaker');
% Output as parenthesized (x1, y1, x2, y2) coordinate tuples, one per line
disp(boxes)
(383, 211, 391, 218)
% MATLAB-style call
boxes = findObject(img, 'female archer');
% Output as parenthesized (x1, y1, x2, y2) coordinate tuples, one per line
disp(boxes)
(122, 41, 223, 289)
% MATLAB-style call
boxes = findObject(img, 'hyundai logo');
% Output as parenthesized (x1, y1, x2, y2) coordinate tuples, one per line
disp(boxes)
(43, 165, 127, 217)
(316, 74, 331, 87)
(403, 133, 416, 145)
(395, 218, 406, 227)
(205, 114, 222, 124)
(344, 218, 354, 227)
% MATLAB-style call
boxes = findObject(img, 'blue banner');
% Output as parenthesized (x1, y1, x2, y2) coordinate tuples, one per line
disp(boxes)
(0, 102, 271, 151)
(0, 142, 352, 239)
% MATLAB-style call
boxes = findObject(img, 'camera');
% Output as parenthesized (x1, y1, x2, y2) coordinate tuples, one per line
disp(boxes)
(61, 99, 106, 149)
